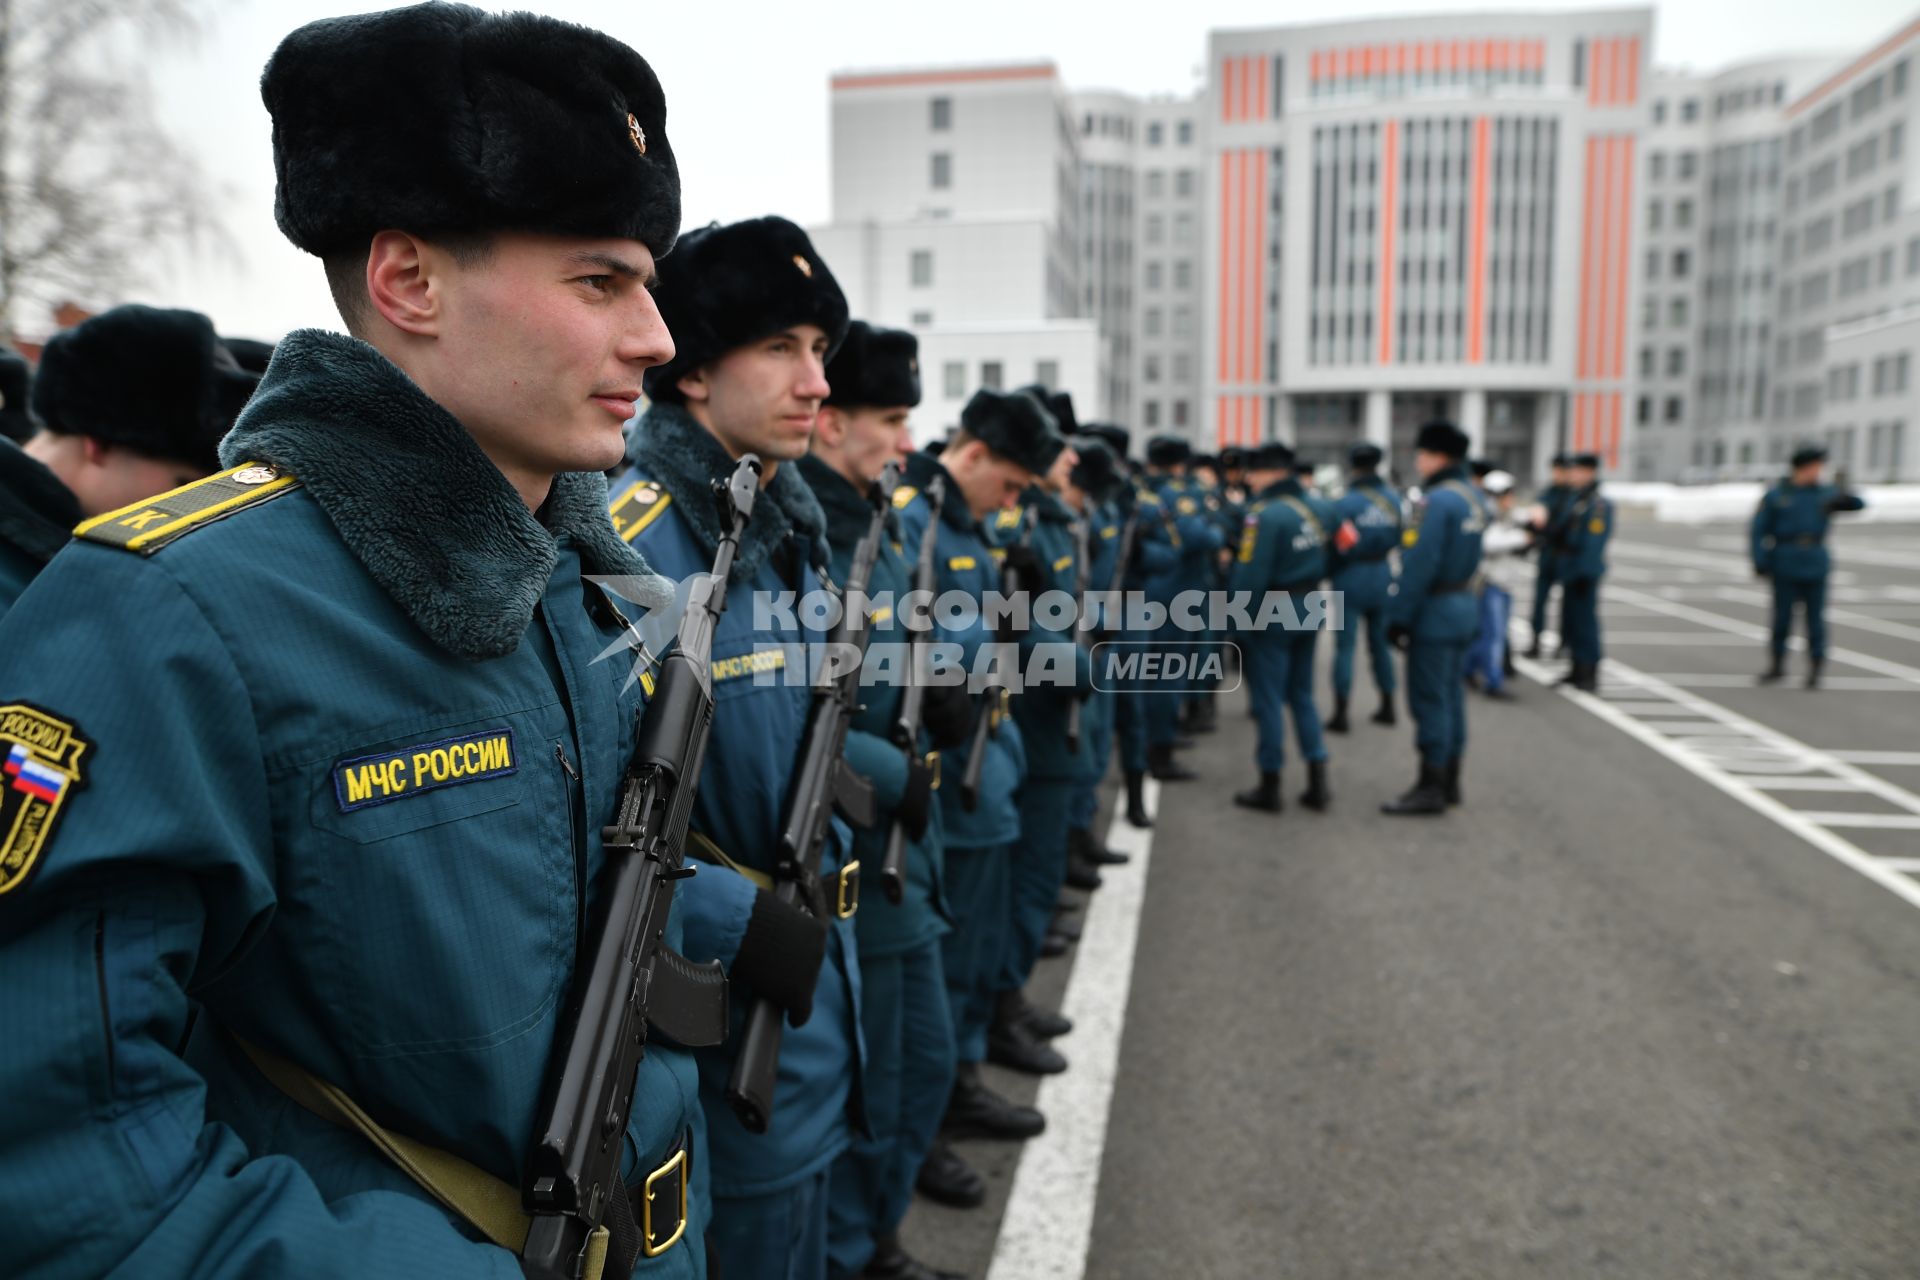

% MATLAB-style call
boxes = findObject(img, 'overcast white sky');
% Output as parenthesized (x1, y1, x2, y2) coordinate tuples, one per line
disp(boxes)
(110, 0, 1916, 341)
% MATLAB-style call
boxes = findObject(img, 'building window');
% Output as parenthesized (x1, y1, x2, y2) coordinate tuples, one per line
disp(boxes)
(1667, 347, 1686, 376)
(1175, 169, 1195, 197)
(1670, 297, 1689, 326)
(930, 97, 952, 131)
(1887, 186, 1902, 221)
(1897, 59, 1911, 97)
(1665, 396, 1684, 422)
(1652, 99, 1667, 124)
(1572, 39, 1586, 88)
(1677, 151, 1697, 180)
(1177, 120, 1193, 145)
(1035, 359, 1059, 388)
(1640, 346, 1656, 377)
(1173, 260, 1193, 290)
(1648, 200, 1663, 230)
(942, 361, 965, 399)
(1144, 307, 1163, 336)
(1173, 213, 1194, 244)
(1675, 199, 1693, 229)
(1650, 151, 1666, 180)
(1146, 261, 1164, 289)
(980, 360, 1003, 391)
(931, 152, 952, 189)
(910, 250, 933, 287)
(1146, 214, 1165, 244)
(1638, 395, 1652, 423)
(1144, 354, 1162, 382)
(1172, 352, 1192, 381)
(1172, 399, 1190, 427)
(1171, 306, 1192, 337)
(910, 310, 933, 327)
(1144, 400, 1161, 426)
(1646, 249, 1661, 280)
(1147, 121, 1164, 146)
(1146, 171, 1166, 198)
(1681, 98, 1700, 122)
(1672, 249, 1691, 278)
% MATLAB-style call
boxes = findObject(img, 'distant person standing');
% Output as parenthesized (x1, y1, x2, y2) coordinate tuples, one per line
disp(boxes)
(1547, 453, 1611, 693)
(1464, 470, 1528, 699)
(1753, 444, 1866, 689)
(1325, 441, 1402, 732)
(1523, 453, 1574, 658)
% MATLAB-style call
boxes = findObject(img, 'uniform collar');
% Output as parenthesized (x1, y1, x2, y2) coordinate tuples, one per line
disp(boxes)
(906, 452, 979, 534)
(796, 452, 890, 551)
(219, 329, 653, 661)
(1023, 486, 1073, 524)
(0, 437, 82, 567)
(625, 402, 828, 581)
(1258, 476, 1303, 499)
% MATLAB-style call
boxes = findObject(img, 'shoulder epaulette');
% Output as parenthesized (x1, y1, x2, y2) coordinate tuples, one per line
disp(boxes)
(890, 484, 920, 511)
(73, 461, 300, 555)
(994, 505, 1025, 531)
(610, 475, 674, 543)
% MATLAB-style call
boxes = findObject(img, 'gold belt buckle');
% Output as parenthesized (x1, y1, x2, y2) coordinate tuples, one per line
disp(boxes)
(641, 1143, 689, 1257)
(836, 860, 861, 919)
(926, 750, 941, 791)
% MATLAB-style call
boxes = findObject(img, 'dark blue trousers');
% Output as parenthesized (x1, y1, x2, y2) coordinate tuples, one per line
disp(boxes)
(1407, 638, 1471, 765)
(1561, 576, 1602, 666)
(712, 1166, 831, 1280)
(939, 843, 1008, 1064)
(1771, 575, 1829, 659)
(1000, 779, 1073, 991)
(1332, 603, 1397, 700)
(1246, 630, 1328, 772)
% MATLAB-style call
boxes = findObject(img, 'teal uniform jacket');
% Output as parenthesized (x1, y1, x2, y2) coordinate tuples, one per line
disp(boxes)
(1751, 481, 1867, 580)
(1230, 477, 1335, 595)
(1148, 475, 1224, 602)
(1387, 465, 1491, 642)
(1555, 485, 1614, 583)
(0, 332, 703, 1279)
(1533, 483, 1571, 567)
(1123, 484, 1181, 597)
(892, 453, 1027, 849)
(992, 489, 1092, 782)
(612, 406, 865, 1200)
(0, 437, 80, 621)
(1329, 475, 1403, 611)
(795, 453, 950, 960)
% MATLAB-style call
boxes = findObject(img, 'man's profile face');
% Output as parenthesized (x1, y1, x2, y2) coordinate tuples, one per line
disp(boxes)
(1192, 464, 1219, 488)
(950, 438, 1033, 517)
(1414, 448, 1450, 480)
(685, 324, 832, 464)
(835, 404, 913, 485)
(1792, 461, 1825, 485)
(428, 232, 670, 479)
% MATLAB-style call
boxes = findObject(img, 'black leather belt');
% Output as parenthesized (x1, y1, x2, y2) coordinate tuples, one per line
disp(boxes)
(1786, 534, 1824, 547)
(626, 1127, 690, 1259)
(1429, 581, 1474, 595)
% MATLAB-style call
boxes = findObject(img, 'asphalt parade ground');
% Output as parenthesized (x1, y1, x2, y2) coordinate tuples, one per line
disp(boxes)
(904, 511, 1920, 1280)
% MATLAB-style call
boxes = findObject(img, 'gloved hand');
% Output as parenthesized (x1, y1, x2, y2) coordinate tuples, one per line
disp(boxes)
(896, 754, 937, 841)
(922, 679, 974, 749)
(1000, 543, 1045, 590)
(730, 889, 828, 1027)
(1565, 576, 1595, 596)
(1387, 621, 1412, 651)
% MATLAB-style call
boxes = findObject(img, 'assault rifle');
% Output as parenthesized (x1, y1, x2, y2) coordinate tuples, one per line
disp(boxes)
(879, 473, 946, 905)
(960, 506, 1034, 811)
(520, 456, 759, 1280)
(723, 461, 896, 1134)
(1064, 513, 1094, 755)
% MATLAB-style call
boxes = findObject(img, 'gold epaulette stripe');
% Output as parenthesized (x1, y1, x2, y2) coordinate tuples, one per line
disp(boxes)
(611, 477, 674, 543)
(73, 462, 300, 555)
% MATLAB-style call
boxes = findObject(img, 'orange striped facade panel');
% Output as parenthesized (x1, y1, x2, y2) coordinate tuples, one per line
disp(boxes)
(1308, 37, 1545, 86)
(1585, 34, 1643, 107)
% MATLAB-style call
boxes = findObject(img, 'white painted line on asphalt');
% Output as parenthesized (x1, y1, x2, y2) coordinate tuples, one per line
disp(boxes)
(1611, 540, 1863, 586)
(1511, 655, 1920, 914)
(986, 780, 1159, 1280)
(1711, 585, 1920, 645)
(1828, 750, 1920, 765)
(1796, 812, 1920, 829)
(1878, 858, 1920, 873)
(1603, 585, 1920, 687)
(1645, 673, 1920, 692)
(1605, 632, 1766, 645)
(1743, 776, 1886, 791)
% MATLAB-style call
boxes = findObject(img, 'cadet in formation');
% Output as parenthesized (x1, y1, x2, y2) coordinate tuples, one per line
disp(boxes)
(1229, 441, 1344, 813)
(1752, 443, 1867, 688)
(1382, 421, 1490, 816)
(1325, 441, 1403, 732)
(0, 306, 256, 617)
(614, 215, 864, 1280)
(0, 6, 708, 1274)
(801, 322, 971, 1280)
(892, 390, 1061, 1211)
(1137, 435, 1223, 781)
(1544, 452, 1612, 692)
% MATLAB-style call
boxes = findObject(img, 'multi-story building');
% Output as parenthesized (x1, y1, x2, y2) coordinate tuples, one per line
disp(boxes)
(1777, 19, 1920, 480)
(810, 63, 1100, 439)
(1635, 58, 1833, 480)
(1200, 11, 1656, 481)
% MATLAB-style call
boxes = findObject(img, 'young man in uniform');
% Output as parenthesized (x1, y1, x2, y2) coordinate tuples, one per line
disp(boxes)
(893, 390, 1060, 1204)
(0, 305, 255, 616)
(1229, 441, 1346, 814)
(1059, 434, 1132, 875)
(612, 216, 862, 1280)
(0, 7, 707, 1276)
(1325, 441, 1403, 732)
(805, 321, 970, 1280)
(1382, 421, 1490, 816)
(1524, 453, 1574, 658)
(1753, 443, 1866, 688)
(1547, 453, 1612, 692)
(1139, 434, 1222, 780)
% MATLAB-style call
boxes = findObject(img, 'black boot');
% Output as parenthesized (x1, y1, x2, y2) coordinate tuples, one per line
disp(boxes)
(1148, 743, 1195, 782)
(1189, 698, 1218, 733)
(1070, 826, 1130, 866)
(1571, 662, 1599, 693)
(1038, 929, 1072, 958)
(1234, 771, 1283, 812)
(1325, 696, 1351, 733)
(1018, 993, 1072, 1038)
(1805, 657, 1824, 688)
(1299, 760, 1331, 812)
(916, 1141, 987, 1207)
(1442, 760, 1461, 807)
(1523, 637, 1543, 660)
(942, 1063, 1045, 1140)
(1063, 855, 1103, 891)
(862, 1233, 967, 1280)
(1125, 770, 1153, 827)
(1757, 654, 1785, 685)
(1049, 906, 1082, 943)
(1371, 695, 1397, 726)
(987, 992, 1068, 1074)
(1381, 763, 1448, 816)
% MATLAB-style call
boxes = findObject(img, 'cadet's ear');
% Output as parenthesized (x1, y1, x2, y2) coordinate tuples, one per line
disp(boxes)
(676, 365, 712, 405)
(814, 404, 847, 449)
(365, 231, 442, 338)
